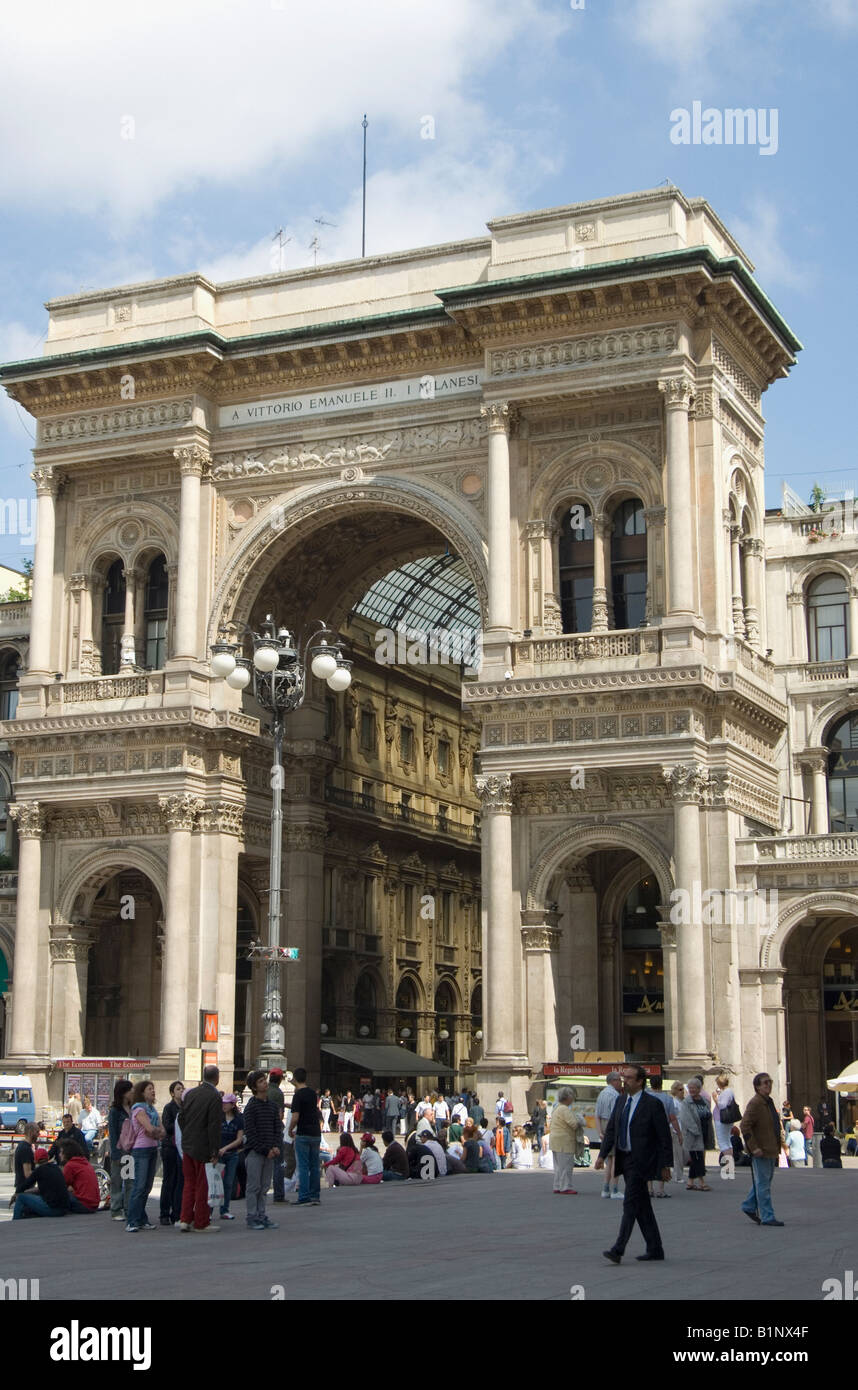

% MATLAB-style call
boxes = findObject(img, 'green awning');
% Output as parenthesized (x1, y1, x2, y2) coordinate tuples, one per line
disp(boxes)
(320, 1042, 454, 1075)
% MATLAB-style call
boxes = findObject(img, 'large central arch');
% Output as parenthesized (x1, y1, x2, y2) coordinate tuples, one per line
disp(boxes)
(526, 818, 674, 909)
(208, 475, 488, 643)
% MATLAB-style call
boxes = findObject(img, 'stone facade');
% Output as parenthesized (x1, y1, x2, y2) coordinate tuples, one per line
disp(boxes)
(0, 185, 852, 1120)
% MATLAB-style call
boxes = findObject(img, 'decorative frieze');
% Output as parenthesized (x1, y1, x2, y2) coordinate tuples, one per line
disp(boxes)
(39, 398, 193, 447)
(489, 324, 677, 379)
(712, 340, 762, 409)
(212, 415, 488, 480)
(521, 926, 562, 952)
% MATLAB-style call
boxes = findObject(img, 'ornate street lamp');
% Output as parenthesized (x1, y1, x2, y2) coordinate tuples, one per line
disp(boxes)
(210, 615, 352, 1071)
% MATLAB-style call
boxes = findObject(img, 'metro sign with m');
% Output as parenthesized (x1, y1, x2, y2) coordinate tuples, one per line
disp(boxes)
(200, 1011, 219, 1045)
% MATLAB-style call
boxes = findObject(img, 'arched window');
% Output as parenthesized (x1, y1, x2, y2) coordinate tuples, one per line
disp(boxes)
(558, 503, 593, 634)
(355, 972, 378, 1037)
(827, 714, 858, 831)
(0, 649, 19, 721)
(808, 574, 848, 662)
(144, 555, 169, 670)
(101, 560, 125, 675)
(611, 498, 647, 629)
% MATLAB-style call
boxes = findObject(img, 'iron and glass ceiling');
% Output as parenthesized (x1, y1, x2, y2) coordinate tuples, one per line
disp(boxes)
(354, 553, 480, 637)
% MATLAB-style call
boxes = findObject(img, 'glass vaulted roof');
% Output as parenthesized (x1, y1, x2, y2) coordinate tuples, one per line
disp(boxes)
(354, 553, 480, 635)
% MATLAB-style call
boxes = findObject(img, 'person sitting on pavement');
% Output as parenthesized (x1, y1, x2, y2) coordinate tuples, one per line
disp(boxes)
(359, 1133, 384, 1184)
(406, 1130, 437, 1179)
(509, 1125, 533, 1169)
(47, 1114, 87, 1161)
(12, 1122, 41, 1207)
(325, 1132, 364, 1186)
(381, 1129, 409, 1180)
(420, 1127, 447, 1175)
(13, 1149, 71, 1219)
(820, 1122, 843, 1169)
(436, 1132, 467, 1174)
(58, 1139, 101, 1213)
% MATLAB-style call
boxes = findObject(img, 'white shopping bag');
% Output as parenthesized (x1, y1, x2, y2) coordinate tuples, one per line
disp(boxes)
(206, 1161, 225, 1202)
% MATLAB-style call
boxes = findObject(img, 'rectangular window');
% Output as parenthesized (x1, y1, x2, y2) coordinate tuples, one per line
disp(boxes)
(401, 792, 412, 822)
(360, 709, 376, 752)
(437, 802, 448, 828)
(400, 724, 413, 763)
(323, 867, 336, 926)
(324, 694, 336, 740)
(364, 876, 374, 931)
(0, 688, 18, 720)
(437, 739, 450, 775)
(361, 780, 375, 810)
(145, 618, 167, 671)
(438, 890, 452, 944)
(403, 883, 414, 933)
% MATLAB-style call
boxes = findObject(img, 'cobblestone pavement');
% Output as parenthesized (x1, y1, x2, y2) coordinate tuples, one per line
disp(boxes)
(1, 1161, 855, 1301)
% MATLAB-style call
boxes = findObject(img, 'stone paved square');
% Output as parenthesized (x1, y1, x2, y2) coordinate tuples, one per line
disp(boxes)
(1, 1162, 854, 1302)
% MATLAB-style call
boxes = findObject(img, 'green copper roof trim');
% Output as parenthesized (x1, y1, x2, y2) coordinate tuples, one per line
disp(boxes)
(437, 245, 802, 355)
(0, 244, 800, 382)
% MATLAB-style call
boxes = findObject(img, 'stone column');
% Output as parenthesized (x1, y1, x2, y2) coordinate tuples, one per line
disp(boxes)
(663, 763, 709, 1060)
(7, 803, 46, 1056)
(800, 749, 830, 835)
(283, 820, 327, 1084)
(172, 445, 210, 661)
(29, 467, 63, 674)
(850, 585, 858, 659)
(48, 924, 95, 1056)
(642, 505, 665, 622)
(120, 567, 140, 669)
(787, 590, 805, 661)
(743, 537, 763, 650)
(761, 968, 787, 1105)
(66, 574, 88, 674)
(658, 916, 679, 1062)
(525, 520, 557, 635)
(730, 525, 746, 638)
(204, 803, 243, 1084)
(166, 561, 179, 661)
(480, 403, 514, 634)
(658, 377, 696, 619)
(591, 514, 611, 632)
(475, 772, 523, 1064)
(89, 570, 105, 675)
(158, 793, 204, 1056)
(521, 912, 562, 1066)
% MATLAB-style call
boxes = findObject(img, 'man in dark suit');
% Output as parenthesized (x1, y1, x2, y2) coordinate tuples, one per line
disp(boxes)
(594, 1063, 673, 1263)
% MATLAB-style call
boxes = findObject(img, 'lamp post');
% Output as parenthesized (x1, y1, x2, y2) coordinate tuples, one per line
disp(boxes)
(210, 614, 352, 1072)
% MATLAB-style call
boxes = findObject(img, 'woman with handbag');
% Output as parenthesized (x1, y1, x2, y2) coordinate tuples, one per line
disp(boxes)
(679, 1079, 712, 1191)
(713, 1073, 741, 1157)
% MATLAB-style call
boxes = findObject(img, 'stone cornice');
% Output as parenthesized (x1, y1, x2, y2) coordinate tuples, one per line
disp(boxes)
(2, 707, 260, 741)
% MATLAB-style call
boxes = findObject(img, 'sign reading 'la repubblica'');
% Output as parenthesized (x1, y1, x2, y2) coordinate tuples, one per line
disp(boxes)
(218, 370, 482, 428)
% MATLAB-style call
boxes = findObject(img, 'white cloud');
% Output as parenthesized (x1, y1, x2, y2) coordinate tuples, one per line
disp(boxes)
(817, 0, 858, 28)
(730, 198, 812, 292)
(621, 0, 753, 80)
(0, 0, 549, 221)
(196, 140, 555, 283)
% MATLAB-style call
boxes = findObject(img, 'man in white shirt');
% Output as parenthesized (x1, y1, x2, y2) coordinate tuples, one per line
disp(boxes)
(434, 1095, 450, 1128)
(451, 1098, 468, 1126)
(80, 1098, 103, 1153)
(595, 1072, 624, 1199)
(420, 1128, 448, 1176)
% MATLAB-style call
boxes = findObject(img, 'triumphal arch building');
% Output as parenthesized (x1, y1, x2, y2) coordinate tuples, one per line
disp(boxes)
(3, 184, 853, 1118)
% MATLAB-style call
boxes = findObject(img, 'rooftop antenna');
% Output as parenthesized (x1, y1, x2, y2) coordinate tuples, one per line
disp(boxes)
(309, 234, 321, 266)
(361, 114, 368, 257)
(314, 217, 338, 228)
(272, 227, 293, 271)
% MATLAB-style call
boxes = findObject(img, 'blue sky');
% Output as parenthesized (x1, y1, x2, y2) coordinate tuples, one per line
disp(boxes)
(1, 0, 856, 570)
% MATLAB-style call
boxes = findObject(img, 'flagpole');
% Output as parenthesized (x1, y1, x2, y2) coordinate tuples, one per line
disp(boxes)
(361, 114, 368, 257)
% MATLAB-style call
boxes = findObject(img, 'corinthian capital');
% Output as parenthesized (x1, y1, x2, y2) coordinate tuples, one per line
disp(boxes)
(475, 772, 512, 813)
(480, 401, 516, 435)
(662, 763, 708, 804)
(9, 801, 45, 839)
(31, 465, 64, 497)
(173, 444, 212, 478)
(159, 792, 205, 832)
(658, 376, 695, 412)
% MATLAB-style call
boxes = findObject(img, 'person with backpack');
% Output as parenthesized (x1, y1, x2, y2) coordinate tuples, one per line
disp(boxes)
(107, 1080, 133, 1221)
(124, 1080, 165, 1232)
(496, 1091, 514, 1155)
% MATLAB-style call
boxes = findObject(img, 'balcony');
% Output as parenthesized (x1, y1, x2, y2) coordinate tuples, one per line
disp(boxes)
(514, 627, 661, 667)
(783, 660, 850, 684)
(324, 785, 479, 843)
(0, 871, 17, 895)
(737, 833, 858, 866)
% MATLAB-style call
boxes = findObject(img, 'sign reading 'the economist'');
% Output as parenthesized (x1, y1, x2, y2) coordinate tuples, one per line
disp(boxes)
(218, 371, 482, 428)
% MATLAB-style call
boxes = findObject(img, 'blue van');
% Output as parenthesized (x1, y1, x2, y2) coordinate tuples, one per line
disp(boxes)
(0, 1075, 36, 1132)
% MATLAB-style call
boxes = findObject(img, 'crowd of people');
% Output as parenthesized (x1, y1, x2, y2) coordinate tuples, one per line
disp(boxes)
(10, 1064, 851, 1242)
